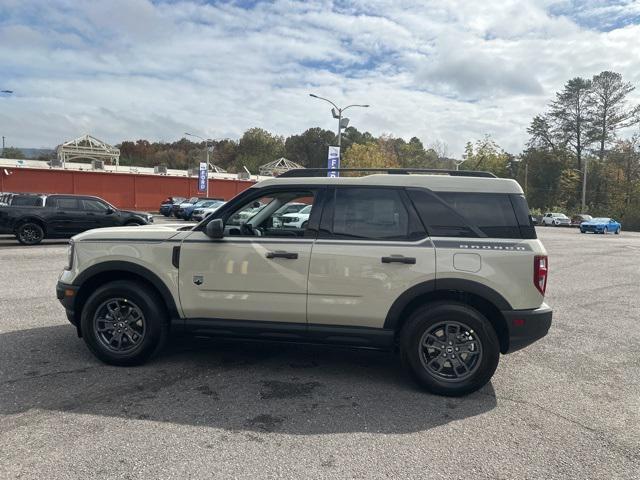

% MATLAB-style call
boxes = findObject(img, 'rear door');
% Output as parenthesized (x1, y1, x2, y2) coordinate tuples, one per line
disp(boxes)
(47, 197, 88, 235)
(307, 186, 435, 329)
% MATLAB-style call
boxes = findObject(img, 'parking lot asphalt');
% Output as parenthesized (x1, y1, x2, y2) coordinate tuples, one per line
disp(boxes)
(0, 227, 638, 479)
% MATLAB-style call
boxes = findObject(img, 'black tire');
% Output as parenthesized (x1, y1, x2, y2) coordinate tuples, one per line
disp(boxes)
(80, 280, 168, 366)
(125, 221, 142, 227)
(16, 222, 44, 245)
(301, 221, 308, 229)
(602, 227, 608, 235)
(615, 228, 620, 235)
(399, 301, 500, 397)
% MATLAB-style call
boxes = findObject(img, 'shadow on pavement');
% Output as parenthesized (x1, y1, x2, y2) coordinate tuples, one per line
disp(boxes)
(0, 325, 497, 434)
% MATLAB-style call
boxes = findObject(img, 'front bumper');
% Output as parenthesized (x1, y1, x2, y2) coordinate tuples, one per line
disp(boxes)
(56, 281, 79, 326)
(502, 303, 552, 353)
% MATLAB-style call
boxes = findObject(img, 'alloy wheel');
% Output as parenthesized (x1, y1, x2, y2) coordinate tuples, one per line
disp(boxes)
(418, 321, 483, 382)
(93, 298, 146, 353)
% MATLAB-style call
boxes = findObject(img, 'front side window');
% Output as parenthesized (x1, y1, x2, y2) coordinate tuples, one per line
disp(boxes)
(82, 199, 109, 212)
(332, 188, 411, 240)
(225, 190, 315, 238)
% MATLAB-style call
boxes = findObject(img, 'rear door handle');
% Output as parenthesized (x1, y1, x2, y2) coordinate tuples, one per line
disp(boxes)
(266, 251, 298, 260)
(381, 255, 416, 264)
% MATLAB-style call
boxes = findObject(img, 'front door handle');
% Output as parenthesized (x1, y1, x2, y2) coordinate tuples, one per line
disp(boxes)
(266, 251, 298, 260)
(381, 255, 416, 264)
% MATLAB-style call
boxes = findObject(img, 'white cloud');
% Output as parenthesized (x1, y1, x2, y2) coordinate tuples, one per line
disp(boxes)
(0, 0, 639, 156)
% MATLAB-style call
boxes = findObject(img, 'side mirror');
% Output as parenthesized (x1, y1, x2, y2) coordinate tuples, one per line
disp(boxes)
(106, 208, 115, 215)
(205, 218, 224, 239)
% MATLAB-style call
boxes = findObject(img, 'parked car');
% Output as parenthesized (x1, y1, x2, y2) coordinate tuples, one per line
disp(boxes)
(271, 202, 308, 227)
(179, 198, 224, 221)
(580, 217, 621, 234)
(57, 168, 551, 397)
(542, 212, 571, 226)
(570, 214, 592, 227)
(172, 197, 199, 218)
(280, 204, 312, 228)
(0, 194, 153, 245)
(192, 201, 226, 222)
(159, 196, 185, 217)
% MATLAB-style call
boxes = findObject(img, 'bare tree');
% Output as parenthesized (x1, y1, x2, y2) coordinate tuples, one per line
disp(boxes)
(589, 71, 640, 160)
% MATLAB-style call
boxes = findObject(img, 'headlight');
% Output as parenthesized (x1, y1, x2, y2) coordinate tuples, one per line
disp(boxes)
(65, 240, 75, 270)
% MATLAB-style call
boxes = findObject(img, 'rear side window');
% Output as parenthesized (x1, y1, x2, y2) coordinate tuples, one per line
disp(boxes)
(54, 198, 80, 210)
(408, 189, 531, 239)
(407, 189, 477, 238)
(437, 192, 521, 238)
(332, 188, 412, 240)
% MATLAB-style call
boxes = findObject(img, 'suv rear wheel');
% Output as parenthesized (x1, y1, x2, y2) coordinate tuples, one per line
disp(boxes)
(16, 222, 44, 245)
(80, 280, 168, 366)
(400, 301, 500, 396)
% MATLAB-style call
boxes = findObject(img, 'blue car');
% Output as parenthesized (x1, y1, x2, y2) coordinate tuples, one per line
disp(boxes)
(580, 217, 621, 234)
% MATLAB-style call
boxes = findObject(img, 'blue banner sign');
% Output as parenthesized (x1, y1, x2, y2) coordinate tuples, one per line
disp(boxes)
(327, 146, 340, 177)
(198, 162, 207, 192)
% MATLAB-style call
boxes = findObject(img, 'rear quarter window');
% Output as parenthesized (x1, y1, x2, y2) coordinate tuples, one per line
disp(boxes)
(408, 189, 534, 239)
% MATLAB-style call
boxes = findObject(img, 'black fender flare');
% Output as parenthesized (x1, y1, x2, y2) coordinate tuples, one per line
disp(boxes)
(72, 261, 180, 319)
(383, 278, 512, 330)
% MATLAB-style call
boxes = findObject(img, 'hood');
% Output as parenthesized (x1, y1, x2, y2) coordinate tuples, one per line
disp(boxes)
(73, 223, 190, 242)
(120, 209, 152, 217)
(582, 220, 607, 226)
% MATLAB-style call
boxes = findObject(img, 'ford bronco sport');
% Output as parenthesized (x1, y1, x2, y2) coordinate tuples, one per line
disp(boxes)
(56, 168, 552, 396)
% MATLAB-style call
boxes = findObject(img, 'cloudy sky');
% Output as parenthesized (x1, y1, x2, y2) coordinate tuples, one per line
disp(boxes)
(1, 0, 640, 156)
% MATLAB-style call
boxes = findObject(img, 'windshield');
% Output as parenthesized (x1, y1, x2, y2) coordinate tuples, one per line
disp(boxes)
(299, 205, 312, 214)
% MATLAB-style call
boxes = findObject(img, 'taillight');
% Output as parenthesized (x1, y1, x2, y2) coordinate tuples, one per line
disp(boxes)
(534, 255, 548, 295)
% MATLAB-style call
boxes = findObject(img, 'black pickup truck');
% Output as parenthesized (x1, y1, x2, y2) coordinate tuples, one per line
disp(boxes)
(0, 193, 153, 245)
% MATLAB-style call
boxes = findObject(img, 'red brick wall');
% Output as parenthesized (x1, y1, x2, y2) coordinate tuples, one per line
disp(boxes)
(0, 168, 255, 211)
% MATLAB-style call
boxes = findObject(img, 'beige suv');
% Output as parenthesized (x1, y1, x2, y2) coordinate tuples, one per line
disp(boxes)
(57, 168, 552, 396)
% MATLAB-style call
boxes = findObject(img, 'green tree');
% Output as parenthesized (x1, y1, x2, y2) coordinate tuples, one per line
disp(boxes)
(236, 128, 285, 174)
(285, 127, 336, 168)
(550, 77, 593, 170)
(589, 71, 640, 160)
(460, 135, 510, 177)
(1, 147, 25, 159)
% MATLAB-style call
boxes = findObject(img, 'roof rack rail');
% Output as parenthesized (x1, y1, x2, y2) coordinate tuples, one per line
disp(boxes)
(278, 168, 497, 178)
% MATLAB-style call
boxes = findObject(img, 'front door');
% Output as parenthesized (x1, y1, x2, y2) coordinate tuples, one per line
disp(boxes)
(178, 188, 321, 323)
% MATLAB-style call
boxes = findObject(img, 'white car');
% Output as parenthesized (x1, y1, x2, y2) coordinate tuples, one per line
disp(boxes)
(192, 201, 226, 222)
(280, 204, 312, 228)
(542, 212, 571, 226)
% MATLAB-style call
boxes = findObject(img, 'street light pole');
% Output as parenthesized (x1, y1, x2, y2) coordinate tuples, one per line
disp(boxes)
(309, 94, 369, 161)
(1, 90, 13, 157)
(185, 132, 211, 197)
(581, 159, 587, 213)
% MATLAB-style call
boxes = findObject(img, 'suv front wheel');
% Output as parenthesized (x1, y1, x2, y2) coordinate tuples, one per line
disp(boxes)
(400, 302, 500, 396)
(80, 280, 168, 366)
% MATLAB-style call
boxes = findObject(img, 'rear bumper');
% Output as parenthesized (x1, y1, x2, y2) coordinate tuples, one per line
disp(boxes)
(56, 281, 79, 326)
(502, 303, 552, 353)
